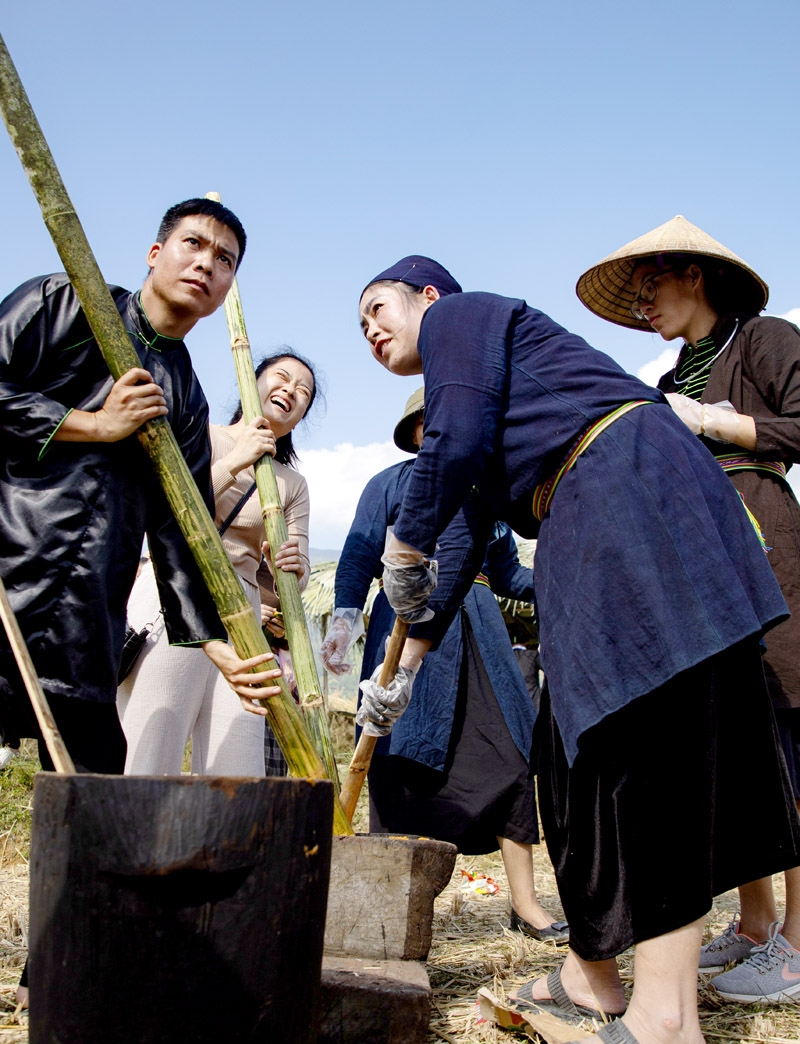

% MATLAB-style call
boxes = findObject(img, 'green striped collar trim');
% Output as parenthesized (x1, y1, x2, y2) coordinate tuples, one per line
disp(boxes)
(133, 292, 185, 353)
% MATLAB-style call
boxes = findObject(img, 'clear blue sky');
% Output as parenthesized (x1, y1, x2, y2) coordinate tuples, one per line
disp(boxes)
(2, 2, 798, 542)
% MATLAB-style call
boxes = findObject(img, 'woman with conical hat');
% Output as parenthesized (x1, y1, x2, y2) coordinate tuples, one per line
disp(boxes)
(356, 254, 799, 1044)
(578, 217, 800, 1004)
(320, 386, 568, 942)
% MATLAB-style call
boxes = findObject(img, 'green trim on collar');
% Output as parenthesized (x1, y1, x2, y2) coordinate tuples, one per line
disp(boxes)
(135, 292, 184, 352)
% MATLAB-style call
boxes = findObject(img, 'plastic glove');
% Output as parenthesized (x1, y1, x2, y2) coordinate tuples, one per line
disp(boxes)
(381, 547, 438, 623)
(356, 659, 420, 737)
(665, 392, 704, 435)
(666, 393, 735, 443)
(696, 400, 739, 444)
(320, 608, 364, 676)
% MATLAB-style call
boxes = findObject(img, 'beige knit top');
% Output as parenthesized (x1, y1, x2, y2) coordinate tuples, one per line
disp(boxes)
(210, 425, 311, 610)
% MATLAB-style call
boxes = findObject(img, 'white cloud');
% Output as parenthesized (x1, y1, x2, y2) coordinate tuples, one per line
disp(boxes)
(636, 347, 679, 389)
(777, 308, 800, 328)
(300, 440, 407, 550)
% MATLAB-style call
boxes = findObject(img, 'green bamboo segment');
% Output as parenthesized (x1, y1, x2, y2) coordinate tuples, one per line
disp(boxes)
(0, 34, 352, 836)
(205, 192, 341, 793)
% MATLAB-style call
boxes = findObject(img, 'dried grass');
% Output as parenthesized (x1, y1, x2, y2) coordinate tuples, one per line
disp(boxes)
(422, 847, 800, 1044)
(0, 863, 28, 1036)
(3, 748, 800, 1043)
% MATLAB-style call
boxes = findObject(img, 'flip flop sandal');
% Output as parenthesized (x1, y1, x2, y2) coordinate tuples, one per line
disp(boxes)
(513, 965, 620, 1025)
(591, 1019, 641, 1044)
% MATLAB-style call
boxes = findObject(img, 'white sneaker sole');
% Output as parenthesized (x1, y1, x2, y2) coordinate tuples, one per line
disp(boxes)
(699, 951, 756, 976)
(713, 982, 800, 1003)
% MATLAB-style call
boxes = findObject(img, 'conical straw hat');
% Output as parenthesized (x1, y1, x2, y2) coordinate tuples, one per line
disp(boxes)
(576, 215, 769, 331)
(393, 385, 425, 454)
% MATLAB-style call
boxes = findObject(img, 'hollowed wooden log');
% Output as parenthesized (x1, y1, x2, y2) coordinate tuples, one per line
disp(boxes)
(29, 774, 333, 1044)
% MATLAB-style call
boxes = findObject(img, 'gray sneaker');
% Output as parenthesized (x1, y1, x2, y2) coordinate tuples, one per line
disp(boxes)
(711, 922, 800, 1003)
(699, 917, 759, 973)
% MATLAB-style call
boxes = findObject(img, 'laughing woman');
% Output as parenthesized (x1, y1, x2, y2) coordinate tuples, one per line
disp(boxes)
(356, 256, 800, 1044)
(577, 215, 800, 1003)
(118, 351, 318, 777)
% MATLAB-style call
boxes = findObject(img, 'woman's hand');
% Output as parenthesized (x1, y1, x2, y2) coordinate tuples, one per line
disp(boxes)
(356, 654, 423, 737)
(260, 604, 286, 638)
(262, 536, 305, 577)
(201, 640, 283, 715)
(665, 393, 756, 448)
(665, 392, 704, 435)
(321, 614, 355, 675)
(381, 532, 438, 623)
(221, 417, 276, 477)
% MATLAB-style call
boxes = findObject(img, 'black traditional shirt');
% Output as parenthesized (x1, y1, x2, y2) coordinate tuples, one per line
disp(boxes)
(0, 274, 225, 708)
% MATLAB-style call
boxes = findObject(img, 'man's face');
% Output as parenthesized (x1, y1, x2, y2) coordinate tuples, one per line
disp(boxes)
(144, 214, 239, 328)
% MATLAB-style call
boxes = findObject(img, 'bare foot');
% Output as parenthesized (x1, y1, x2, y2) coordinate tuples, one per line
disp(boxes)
(575, 1010, 705, 1044)
(14, 985, 28, 1010)
(510, 951, 626, 1016)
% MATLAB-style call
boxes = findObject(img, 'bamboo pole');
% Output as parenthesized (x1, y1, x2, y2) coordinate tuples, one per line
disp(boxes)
(0, 574, 75, 774)
(0, 33, 352, 835)
(339, 618, 410, 822)
(205, 192, 340, 793)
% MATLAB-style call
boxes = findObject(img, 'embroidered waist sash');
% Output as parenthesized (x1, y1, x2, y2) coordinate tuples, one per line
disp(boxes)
(532, 401, 651, 522)
(715, 453, 788, 481)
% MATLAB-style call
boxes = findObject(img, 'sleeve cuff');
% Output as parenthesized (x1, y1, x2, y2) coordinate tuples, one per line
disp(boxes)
(38, 409, 74, 461)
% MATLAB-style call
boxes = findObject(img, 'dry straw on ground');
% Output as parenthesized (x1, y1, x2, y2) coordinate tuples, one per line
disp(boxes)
(2, 749, 800, 1042)
(423, 847, 800, 1043)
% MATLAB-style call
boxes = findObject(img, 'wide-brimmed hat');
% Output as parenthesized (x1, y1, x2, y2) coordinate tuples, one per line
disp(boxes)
(576, 215, 769, 331)
(393, 386, 425, 454)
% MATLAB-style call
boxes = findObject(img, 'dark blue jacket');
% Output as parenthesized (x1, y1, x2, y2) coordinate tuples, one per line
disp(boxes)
(393, 291, 788, 763)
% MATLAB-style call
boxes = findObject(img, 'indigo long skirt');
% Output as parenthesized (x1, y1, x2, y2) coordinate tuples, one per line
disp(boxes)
(535, 637, 800, 961)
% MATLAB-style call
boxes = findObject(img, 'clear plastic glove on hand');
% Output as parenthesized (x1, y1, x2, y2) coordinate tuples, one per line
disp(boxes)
(665, 393, 735, 443)
(665, 392, 704, 435)
(356, 660, 420, 737)
(381, 547, 438, 624)
(320, 608, 364, 676)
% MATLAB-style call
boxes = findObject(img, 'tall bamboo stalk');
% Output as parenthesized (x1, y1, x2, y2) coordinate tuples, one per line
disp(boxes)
(205, 192, 340, 793)
(340, 618, 409, 821)
(0, 33, 352, 835)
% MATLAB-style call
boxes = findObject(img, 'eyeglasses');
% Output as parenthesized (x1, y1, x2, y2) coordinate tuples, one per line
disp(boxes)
(630, 269, 675, 320)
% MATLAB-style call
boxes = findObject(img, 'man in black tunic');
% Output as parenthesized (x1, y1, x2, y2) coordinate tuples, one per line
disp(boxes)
(0, 197, 275, 777)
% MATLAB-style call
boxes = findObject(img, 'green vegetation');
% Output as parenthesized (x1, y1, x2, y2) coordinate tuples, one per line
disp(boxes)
(0, 741, 39, 863)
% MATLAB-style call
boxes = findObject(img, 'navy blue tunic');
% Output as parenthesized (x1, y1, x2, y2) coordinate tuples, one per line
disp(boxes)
(393, 292, 789, 764)
(335, 460, 536, 771)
